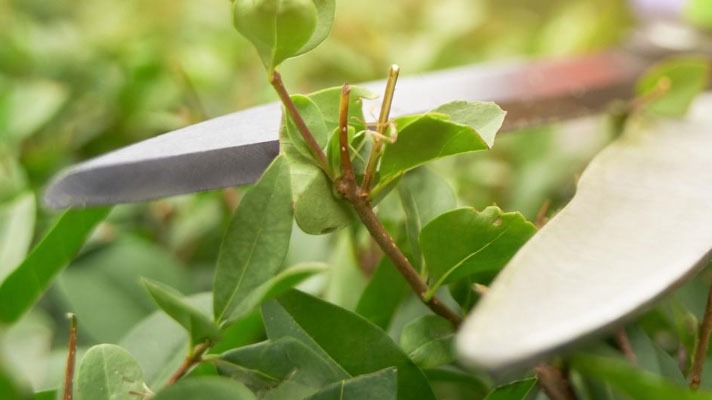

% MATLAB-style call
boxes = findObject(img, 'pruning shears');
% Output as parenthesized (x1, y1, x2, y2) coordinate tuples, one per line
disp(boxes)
(44, 0, 712, 373)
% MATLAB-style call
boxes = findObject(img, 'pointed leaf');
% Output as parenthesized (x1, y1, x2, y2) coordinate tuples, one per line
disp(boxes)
(0, 207, 110, 324)
(379, 101, 505, 183)
(213, 155, 292, 323)
(151, 376, 255, 400)
(0, 193, 35, 284)
(483, 378, 537, 400)
(636, 56, 710, 117)
(143, 279, 221, 345)
(625, 325, 686, 384)
(303, 368, 397, 400)
(217, 337, 348, 397)
(420, 206, 536, 296)
(400, 316, 455, 369)
(75, 344, 145, 400)
(432, 101, 505, 148)
(262, 289, 437, 400)
(228, 262, 327, 322)
(572, 354, 712, 400)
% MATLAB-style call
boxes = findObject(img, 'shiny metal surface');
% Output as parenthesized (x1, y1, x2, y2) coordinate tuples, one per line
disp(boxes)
(44, 49, 653, 208)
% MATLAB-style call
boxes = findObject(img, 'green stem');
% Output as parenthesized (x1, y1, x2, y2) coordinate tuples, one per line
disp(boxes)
(361, 65, 399, 194)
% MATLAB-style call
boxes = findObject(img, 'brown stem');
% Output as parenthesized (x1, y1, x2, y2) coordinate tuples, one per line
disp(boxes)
(335, 80, 460, 328)
(690, 279, 712, 389)
(338, 84, 354, 179)
(166, 341, 211, 385)
(269, 70, 331, 177)
(361, 65, 400, 194)
(535, 363, 577, 400)
(615, 328, 637, 364)
(63, 314, 78, 400)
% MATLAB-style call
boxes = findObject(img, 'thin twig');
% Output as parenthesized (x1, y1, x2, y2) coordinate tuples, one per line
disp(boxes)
(166, 341, 211, 385)
(63, 314, 78, 400)
(269, 70, 332, 177)
(535, 363, 577, 400)
(361, 64, 399, 194)
(335, 81, 461, 328)
(615, 328, 637, 364)
(535, 199, 551, 228)
(338, 84, 355, 180)
(690, 279, 712, 389)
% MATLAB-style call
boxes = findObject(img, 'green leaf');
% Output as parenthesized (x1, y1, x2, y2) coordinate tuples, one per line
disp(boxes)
(213, 155, 293, 323)
(0, 80, 67, 143)
(420, 206, 536, 297)
(217, 337, 348, 397)
(297, 0, 336, 56)
(0, 192, 35, 284)
(625, 325, 686, 384)
(355, 257, 410, 330)
(228, 263, 327, 321)
(303, 368, 397, 400)
(306, 86, 375, 133)
(379, 101, 505, 185)
(483, 378, 537, 400)
(233, 0, 318, 70)
(119, 306, 189, 389)
(424, 367, 490, 399)
(432, 101, 505, 148)
(636, 56, 710, 117)
(324, 232, 367, 310)
(151, 376, 255, 400)
(142, 279, 221, 346)
(0, 362, 30, 400)
(686, 0, 712, 29)
(284, 95, 330, 160)
(294, 168, 353, 235)
(57, 236, 191, 343)
(400, 315, 455, 369)
(120, 294, 262, 389)
(0, 207, 110, 324)
(262, 289, 437, 400)
(572, 354, 712, 400)
(398, 168, 457, 271)
(75, 344, 145, 400)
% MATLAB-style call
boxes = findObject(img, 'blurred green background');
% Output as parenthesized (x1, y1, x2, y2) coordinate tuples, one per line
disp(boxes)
(1, 0, 677, 394)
